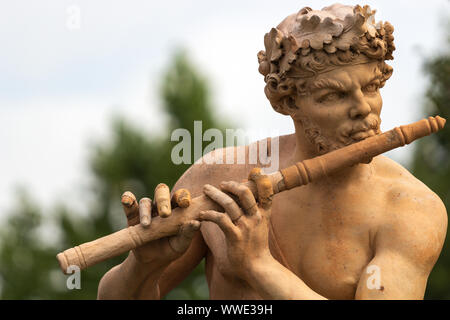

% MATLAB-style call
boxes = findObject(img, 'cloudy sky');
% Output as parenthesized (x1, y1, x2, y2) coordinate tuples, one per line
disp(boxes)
(0, 0, 449, 218)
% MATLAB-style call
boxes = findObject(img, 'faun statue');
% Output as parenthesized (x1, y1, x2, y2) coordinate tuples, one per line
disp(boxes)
(95, 3, 447, 300)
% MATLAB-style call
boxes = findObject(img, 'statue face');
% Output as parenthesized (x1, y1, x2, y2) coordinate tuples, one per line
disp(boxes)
(292, 61, 383, 154)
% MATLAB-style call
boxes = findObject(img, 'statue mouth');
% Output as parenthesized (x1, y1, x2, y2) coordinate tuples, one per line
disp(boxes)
(350, 129, 377, 142)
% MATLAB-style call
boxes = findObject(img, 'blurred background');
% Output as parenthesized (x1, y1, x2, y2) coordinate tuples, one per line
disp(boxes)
(0, 0, 449, 299)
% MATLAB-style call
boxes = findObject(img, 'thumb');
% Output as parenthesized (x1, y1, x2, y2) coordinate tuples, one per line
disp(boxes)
(168, 220, 201, 254)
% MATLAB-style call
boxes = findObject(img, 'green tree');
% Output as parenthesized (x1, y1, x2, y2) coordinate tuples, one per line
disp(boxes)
(0, 50, 230, 299)
(410, 35, 450, 299)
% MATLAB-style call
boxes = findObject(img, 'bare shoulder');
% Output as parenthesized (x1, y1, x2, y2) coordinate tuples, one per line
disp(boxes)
(373, 155, 448, 272)
(172, 133, 296, 196)
(172, 145, 245, 197)
(373, 155, 445, 209)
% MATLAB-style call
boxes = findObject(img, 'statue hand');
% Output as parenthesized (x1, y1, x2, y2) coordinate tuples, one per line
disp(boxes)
(121, 186, 199, 265)
(199, 168, 274, 279)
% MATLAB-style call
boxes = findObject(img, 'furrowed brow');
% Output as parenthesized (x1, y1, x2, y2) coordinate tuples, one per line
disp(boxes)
(310, 78, 347, 91)
(364, 69, 383, 86)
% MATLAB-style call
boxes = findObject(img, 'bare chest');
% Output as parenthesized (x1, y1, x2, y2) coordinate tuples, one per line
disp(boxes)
(202, 184, 379, 299)
(270, 185, 379, 299)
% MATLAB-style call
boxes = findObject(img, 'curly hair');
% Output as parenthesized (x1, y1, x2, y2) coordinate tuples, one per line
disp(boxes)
(258, 4, 395, 115)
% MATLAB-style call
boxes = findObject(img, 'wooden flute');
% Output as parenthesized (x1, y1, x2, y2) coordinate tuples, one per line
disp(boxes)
(57, 116, 446, 274)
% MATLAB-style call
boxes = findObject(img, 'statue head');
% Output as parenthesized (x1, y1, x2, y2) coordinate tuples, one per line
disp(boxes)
(258, 3, 395, 155)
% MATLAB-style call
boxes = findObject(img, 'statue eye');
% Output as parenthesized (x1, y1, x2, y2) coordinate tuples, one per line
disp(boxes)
(318, 92, 345, 103)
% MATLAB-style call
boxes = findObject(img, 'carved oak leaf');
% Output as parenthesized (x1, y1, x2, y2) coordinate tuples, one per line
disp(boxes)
(334, 10, 368, 51)
(279, 36, 300, 77)
(293, 14, 344, 50)
(264, 28, 284, 75)
(355, 5, 378, 38)
(265, 28, 283, 62)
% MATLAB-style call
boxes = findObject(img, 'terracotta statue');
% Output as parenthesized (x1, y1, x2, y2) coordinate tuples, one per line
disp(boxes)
(95, 3, 447, 299)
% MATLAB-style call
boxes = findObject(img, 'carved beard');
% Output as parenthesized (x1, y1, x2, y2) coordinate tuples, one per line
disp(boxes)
(300, 117, 335, 155)
(299, 116, 381, 155)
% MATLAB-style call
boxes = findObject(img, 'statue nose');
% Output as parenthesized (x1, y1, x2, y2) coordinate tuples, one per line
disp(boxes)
(349, 92, 371, 120)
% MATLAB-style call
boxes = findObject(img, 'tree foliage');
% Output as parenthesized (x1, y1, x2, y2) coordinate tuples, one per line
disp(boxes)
(411, 35, 450, 299)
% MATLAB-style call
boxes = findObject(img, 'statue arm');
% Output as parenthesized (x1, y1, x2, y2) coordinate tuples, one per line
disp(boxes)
(97, 251, 166, 300)
(151, 230, 207, 299)
(355, 188, 447, 299)
(243, 256, 327, 299)
(97, 160, 214, 300)
(97, 231, 206, 299)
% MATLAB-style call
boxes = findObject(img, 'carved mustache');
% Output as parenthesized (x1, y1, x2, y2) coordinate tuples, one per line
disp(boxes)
(336, 117, 380, 145)
(342, 118, 380, 138)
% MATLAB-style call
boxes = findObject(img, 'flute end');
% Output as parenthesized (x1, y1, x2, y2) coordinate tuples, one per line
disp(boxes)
(435, 115, 446, 130)
(56, 252, 70, 274)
